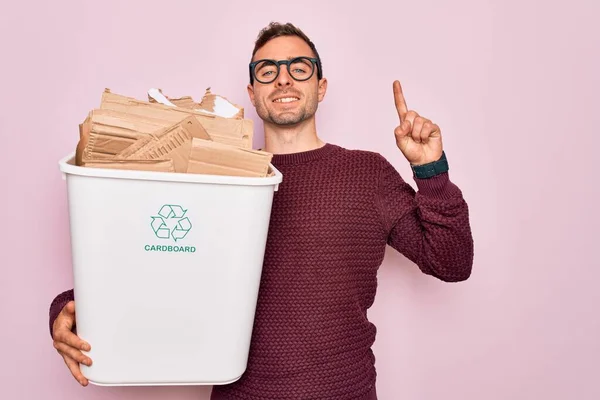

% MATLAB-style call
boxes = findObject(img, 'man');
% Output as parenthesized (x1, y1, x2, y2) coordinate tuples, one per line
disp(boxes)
(49, 22, 474, 400)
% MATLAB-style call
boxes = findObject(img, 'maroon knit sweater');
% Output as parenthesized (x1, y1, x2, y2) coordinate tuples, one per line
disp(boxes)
(49, 143, 473, 400)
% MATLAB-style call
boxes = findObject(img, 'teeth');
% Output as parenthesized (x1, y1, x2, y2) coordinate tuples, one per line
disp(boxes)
(274, 97, 299, 103)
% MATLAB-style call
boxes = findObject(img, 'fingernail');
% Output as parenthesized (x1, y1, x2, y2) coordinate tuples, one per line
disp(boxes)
(82, 343, 90, 351)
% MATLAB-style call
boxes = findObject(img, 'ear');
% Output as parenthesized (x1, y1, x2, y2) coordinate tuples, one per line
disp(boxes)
(247, 84, 256, 106)
(317, 77, 328, 103)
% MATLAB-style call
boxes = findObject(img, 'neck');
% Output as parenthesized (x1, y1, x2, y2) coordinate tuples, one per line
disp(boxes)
(263, 115, 325, 155)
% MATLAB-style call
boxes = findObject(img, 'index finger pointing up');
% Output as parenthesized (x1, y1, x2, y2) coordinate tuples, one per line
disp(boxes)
(393, 80, 408, 122)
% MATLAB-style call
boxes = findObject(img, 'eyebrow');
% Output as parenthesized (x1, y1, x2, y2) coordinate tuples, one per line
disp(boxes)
(256, 62, 273, 72)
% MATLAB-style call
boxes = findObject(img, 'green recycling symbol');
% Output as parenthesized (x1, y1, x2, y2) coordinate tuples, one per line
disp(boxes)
(151, 204, 192, 242)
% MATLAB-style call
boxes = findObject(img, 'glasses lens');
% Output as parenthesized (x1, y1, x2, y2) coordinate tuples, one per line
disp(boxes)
(254, 60, 278, 83)
(289, 58, 314, 81)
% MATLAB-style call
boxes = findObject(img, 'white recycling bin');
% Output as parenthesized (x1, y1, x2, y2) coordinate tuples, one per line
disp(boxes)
(58, 152, 282, 386)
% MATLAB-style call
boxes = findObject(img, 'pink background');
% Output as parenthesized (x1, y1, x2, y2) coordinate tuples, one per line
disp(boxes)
(1, 0, 599, 398)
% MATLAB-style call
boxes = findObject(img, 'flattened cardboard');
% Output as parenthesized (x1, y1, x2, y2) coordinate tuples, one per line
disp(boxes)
(148, 87, 244, 118)
(101, 89, 252, 148)
(187, 138, 272, 177)
(118, 116, 211, 173)
(78, 108, 184, 164)
(92, 108, 186, 131)
(74, 89, 273, 178)
(88, 109, 171, 135)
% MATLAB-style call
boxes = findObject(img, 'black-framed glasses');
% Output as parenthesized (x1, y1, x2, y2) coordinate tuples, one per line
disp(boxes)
(249, 57, 322, 84)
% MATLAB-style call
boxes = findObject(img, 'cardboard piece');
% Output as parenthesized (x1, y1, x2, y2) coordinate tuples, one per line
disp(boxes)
(187, 138, 273, 177)
(197, 88, 244, 119)
(148, 88, 197, 109)
(147, 87, 244, 119)
(117, 116, 211, 173)
(73, 88, 272, 177)
(75, 116, 92, 166)
(76, 108, 187, 165)
(102, 89, 252, 148)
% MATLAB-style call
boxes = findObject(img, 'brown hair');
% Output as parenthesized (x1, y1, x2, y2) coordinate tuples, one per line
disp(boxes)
(250, 22, 323, 84)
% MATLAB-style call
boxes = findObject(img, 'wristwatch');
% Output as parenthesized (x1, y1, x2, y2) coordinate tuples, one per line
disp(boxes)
(411, 151, 449, 179)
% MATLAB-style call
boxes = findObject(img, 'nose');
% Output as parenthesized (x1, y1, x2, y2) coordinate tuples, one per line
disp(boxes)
(275, 66, 293, 88)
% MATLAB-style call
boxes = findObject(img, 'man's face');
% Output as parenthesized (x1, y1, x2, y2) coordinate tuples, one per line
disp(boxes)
(247, 36, 327, 126)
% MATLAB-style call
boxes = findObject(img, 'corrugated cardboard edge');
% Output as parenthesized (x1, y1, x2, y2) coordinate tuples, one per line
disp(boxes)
(117, 116, 211, 173)
(188, 138, 273, 177)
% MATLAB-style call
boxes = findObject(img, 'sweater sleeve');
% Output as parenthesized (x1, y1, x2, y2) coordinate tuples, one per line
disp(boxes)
(376, 156, 474, 282)
(49, 288, 75, 339)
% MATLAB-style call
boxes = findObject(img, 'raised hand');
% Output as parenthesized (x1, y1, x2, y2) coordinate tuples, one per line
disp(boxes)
(393, 80, 443, 165)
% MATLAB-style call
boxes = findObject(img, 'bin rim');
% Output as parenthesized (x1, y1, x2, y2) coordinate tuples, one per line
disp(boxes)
(58, 152, 282, 189)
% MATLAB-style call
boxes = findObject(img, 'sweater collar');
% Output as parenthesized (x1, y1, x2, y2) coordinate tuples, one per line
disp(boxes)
(271, 143, 339, 166)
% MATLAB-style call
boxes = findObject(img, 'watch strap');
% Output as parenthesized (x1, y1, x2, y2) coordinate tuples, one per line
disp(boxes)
(411, 151, 449, 179)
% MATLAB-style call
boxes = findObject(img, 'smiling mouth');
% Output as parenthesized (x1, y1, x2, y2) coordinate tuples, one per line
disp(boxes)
(273, 97, 300, 103)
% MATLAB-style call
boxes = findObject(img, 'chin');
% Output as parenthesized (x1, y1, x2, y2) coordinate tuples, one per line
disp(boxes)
(271, 111, 312, 126)
(272, 115, 302, 125)
(273, 119, 302, 126)
(261, 107, 301, 125)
